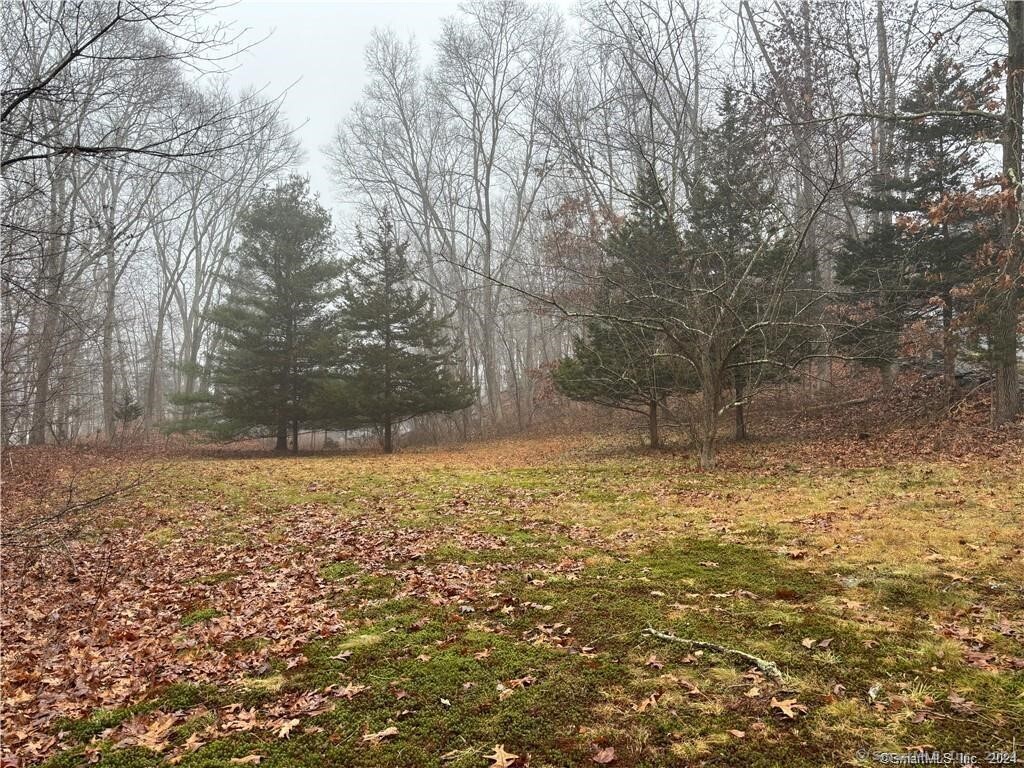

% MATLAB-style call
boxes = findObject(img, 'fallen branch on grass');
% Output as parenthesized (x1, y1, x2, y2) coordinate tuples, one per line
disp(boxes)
(643, 627, 784, 681)
(6, 469, 150, 552)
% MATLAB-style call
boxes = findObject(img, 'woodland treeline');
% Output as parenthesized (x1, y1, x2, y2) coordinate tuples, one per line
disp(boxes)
(2, 0, 1022, 466)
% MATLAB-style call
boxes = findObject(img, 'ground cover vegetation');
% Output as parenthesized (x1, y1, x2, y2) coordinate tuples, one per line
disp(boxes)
(3, 399, 1022, 766)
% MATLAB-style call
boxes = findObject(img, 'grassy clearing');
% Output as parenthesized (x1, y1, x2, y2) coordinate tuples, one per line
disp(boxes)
(8, 435, 1023, 767)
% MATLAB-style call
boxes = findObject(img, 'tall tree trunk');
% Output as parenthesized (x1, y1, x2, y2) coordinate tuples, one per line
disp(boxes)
(383, 418, 393, 454)
(799, 0, 831, 391)
(697, 359, 719, 470)
(942, 294, 958, 401)
(275, 420, 288, 451)
(698, 436, 715, 470)
(144, 299, 168, 430)
(179, 319, 196, 420)
(733, 371, 747, 441)
(291, 419, 299, 453)
(28, 206, 66, 445)
(648, 397, 660, 449)
(53, 385, 70, 444)
(101, 232, 117, 441)
(522, 318, 536, 429)
(29, 282, 62, 445)
(0, 298, 19, 444)
(480, 308, 502, 427)
(504, 332, 524, 431)
(993, 0, 1023, 425)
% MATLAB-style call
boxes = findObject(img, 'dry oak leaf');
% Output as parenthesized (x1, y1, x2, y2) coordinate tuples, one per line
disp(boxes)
(119, 713, 178, 752)
(634, 693, 659, 712)
(593, 745, 617, 763)
(361, 726, 399, 745)
(142, 714, 180, 751)
(339, 683, 368, 700)
(802, 636, 833, 650)
(770, 696, 808, 719)
(181, 733, 207, 753)
(275, 718, 301, 739)
(487, 744, 520, 767)
(507, 675, 537, 689)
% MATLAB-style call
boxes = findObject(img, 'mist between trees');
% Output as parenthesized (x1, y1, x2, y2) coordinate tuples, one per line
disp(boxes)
(3, 0, 1022, 467)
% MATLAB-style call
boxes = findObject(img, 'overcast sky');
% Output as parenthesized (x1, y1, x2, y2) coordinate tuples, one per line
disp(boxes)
(217, 1, 462, 220)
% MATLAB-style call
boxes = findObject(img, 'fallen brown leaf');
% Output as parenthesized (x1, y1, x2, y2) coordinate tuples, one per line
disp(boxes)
(487, 744, 520, 767)
(592, 745, 616, 763)
(770, 696, 808, 719)
(361, 726, 399, 745)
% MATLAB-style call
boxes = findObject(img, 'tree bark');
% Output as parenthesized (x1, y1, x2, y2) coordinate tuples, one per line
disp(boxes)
(383, 418, 393, 454)
(942, 294, 958, 401)
(275, 420, 288, 451)
(28, 304, 58, 445)
(480, 305, 502, 428)
(28, 189, 68, 445)
(648, 397, 660, 449)
(291, 419, 299, 453)
(992, 0, 1023, 425)
(734, 372, 746, 441)
(697, 361, 719, 470)
(698, 435, 716, 471)
(101, 228, 117, 441)
(144, 298, 168, 430)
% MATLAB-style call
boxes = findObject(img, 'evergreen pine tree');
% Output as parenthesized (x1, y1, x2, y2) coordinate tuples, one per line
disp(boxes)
(687, 87, 782, 265)
(837, 56, 989, 392)
(113, 391, 142, 444)
(113, 391, 143, 426)
(685, 86, 794, 438)
(553, 318, 677, 448)
(207, 176, 342, 451)
(552, 168, 684, 448)
(339, 211, 472, 453)
(901, 57, 991, 394)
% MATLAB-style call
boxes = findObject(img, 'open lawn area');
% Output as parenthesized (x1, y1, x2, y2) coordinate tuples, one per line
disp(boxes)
(4, 433, 1023, 767)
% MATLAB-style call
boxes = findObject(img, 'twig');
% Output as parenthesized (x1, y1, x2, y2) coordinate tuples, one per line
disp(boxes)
(945, 378, 992, 418)
(6, 468, 152, 551)
(643, 627, 784, 681)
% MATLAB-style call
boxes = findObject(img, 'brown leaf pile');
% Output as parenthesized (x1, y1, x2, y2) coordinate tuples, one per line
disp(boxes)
(1, 495, 521, 764)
